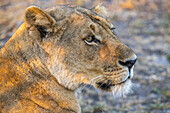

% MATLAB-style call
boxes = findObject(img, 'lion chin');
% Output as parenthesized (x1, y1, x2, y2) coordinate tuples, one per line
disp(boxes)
(95, 79, 132, 97)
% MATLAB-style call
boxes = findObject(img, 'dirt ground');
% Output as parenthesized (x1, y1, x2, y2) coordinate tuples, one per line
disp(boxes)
(0, 0, 170, 113)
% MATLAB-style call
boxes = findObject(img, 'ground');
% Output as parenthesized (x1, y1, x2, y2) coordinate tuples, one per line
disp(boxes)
(0, 0, 170, 113)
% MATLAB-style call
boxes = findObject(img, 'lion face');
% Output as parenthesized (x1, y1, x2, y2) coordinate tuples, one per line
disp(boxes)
(25, 4, 137, 96)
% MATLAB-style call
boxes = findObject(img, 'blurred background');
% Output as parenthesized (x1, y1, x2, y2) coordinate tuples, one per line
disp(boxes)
(0, 0, 169, 112)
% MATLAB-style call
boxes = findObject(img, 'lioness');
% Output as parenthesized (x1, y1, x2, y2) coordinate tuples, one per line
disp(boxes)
(0, 4, 137, 113)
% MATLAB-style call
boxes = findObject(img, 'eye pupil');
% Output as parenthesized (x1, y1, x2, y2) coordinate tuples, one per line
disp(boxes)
(86, 36, 94, 42)
(87, 37, 92, 41)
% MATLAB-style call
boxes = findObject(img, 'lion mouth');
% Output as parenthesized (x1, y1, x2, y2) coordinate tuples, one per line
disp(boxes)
(96, 78, 129, 91)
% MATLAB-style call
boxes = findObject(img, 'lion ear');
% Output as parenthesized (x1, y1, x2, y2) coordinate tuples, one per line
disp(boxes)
(92, 3, 108, 17)
(25, 6, 56, 28)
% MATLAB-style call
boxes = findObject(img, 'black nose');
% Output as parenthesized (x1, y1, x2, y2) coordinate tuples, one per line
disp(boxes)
(118, 59, 137, 69)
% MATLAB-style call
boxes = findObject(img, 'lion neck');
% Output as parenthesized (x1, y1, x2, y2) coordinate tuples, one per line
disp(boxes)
(45, 47, 84, 90)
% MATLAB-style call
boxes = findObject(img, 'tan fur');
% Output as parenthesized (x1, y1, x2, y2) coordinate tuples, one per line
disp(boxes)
(0, 4, 137, 112)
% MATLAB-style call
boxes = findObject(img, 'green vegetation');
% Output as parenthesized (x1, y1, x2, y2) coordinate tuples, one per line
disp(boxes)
(167, 54, 170, 62)
(146, 31, 162, 36)
(93, 104, 106, 112)
(161, 87, 170, 98)
(149, 103, 169, 110)
(130, 20, 144, 28)
(167, 13, 170, 20)
(111, 15, 119, 21)
(151, 87, 161, 94)
(167, 31, 170, 35)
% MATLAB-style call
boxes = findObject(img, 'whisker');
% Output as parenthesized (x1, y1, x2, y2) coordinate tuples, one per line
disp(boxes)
(91, 75, 105, 82)
(107, 80, 112, 86)
(93, 77, 105, 83)
(86, 84, 93, 90)
(112, 90, 116, 99)
(79, 75, 105, 96)
(99, 80, 107, 88)
(88, 75, 105, 85)
(79, 75, 104, 91)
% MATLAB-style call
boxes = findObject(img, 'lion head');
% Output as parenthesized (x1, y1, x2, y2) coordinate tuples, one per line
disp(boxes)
(24, 4, 137, 97)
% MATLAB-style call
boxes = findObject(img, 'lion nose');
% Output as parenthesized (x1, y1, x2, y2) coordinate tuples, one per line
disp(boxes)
(118, 59, 137, 69)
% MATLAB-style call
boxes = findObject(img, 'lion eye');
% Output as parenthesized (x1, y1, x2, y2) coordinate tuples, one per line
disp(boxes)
(86, 36, 94, 42)
(84, 35, 100, 45)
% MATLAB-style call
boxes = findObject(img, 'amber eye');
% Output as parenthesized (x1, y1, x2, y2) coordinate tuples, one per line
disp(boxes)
(86, 36, 95, 42)
(84, 35, 100, 45)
